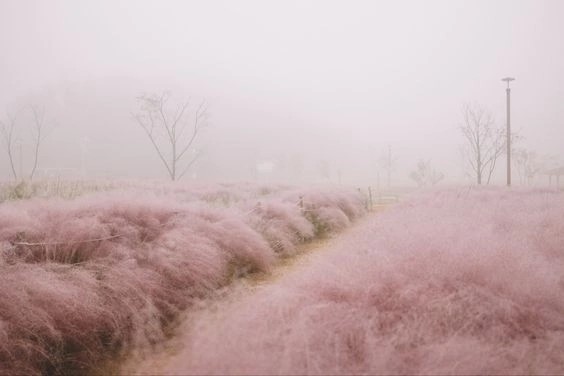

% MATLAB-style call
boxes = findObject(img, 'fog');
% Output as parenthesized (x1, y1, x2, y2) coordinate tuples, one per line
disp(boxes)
(1, 0, 563, 186)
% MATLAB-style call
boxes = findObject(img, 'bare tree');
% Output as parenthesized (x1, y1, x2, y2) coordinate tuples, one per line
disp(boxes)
(409, 159, 444, 187)
(133, 92, 208, 181)
(514, 148, 553, 185)
(0, 112, 18, 180)
(28, 104, 47, 180)
(460, 103, 505, 185)
(0, 105, 48, 181)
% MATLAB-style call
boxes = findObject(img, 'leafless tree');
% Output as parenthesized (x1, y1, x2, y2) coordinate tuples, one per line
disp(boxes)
(409, 159, 444, 187)
(460, 103, 505, 185)
(0, 112, 18, 180)
(28, 104, 47, 180)
(0, 105, 48, 181)
(514, 148, 553, 185)
(133, 92, 208, 181)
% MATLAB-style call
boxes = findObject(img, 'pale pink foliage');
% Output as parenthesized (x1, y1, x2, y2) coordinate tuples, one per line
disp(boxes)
(0, 184, 364, 375)
(282, 188, 366, 235)
(163, 188, 564, 375)
(244, 199, 315, 256)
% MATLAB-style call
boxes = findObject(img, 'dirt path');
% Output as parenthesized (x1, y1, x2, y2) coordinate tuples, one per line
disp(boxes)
(248, 203, 390, 289)
(248, 236, 330, 286)
(117, 209, 386, 375)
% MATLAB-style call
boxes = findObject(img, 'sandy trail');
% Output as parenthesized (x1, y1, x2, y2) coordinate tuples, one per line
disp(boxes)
(117, 208, 386, 375)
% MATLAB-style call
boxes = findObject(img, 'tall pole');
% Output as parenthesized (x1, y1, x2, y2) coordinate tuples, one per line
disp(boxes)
(506, 85, 511, 186)
(502, 77, 515, 186)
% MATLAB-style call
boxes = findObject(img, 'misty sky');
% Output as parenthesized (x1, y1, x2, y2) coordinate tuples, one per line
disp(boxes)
(0, 0, 563, 185)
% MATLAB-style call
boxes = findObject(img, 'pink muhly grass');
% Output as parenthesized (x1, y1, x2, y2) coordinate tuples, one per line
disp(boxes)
(0, 264, 124, 375)
(281, 188, 366, 236)
(244, 199, 315, 256)
(162, 187, 564, 375)
(0, 184, 364, 375)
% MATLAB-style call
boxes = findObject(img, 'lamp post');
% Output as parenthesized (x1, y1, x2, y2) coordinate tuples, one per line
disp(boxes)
(502, 77, 515, 186)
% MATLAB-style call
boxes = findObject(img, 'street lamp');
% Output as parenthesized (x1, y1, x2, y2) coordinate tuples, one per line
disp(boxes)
(502, 77, 515, 186)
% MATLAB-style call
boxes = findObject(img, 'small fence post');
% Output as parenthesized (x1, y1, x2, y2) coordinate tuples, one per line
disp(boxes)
(358, 187, 369, 211)
(368, 186, 373, 211)
(299, 195, 304, 213)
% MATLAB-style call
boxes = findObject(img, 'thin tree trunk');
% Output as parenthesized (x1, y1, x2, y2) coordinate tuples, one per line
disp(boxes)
(1, 118, 19, 180)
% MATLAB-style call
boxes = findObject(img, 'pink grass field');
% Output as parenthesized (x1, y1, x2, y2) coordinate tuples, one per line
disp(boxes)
(160, 187, 564, 375)
(0, 183, 365, 375)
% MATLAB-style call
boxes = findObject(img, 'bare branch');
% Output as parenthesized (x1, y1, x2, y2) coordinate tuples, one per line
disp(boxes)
(176, 101, 207, 162)
(133, 93, 207, 180)
(132, 112, 174, 179)
(0, 113, 19, 180)
(172, 100, 191, 135)
(157, 93, 175, 145)
(13, 233, 123, 247)
(460, 103, 504, 185)
(28, 104, 45, 181)
(178, 150, 202, 180)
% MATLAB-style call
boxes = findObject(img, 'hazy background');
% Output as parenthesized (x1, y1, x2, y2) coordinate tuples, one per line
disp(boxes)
(0, 0, 562, 186)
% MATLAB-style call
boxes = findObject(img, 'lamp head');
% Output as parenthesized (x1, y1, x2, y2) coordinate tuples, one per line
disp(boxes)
(502, 77, 515, 88)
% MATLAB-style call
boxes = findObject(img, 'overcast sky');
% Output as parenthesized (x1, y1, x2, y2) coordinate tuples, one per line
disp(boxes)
(0, 0, 562, 185)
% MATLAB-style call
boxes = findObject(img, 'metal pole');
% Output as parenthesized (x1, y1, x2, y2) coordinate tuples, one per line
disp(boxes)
(506, 86, 511, 186)
(502, 77, 515, 187)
